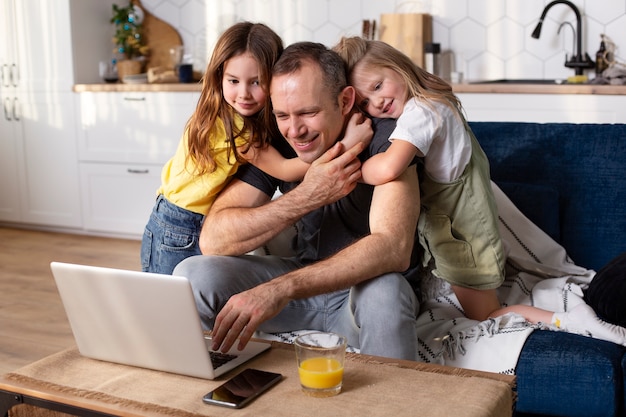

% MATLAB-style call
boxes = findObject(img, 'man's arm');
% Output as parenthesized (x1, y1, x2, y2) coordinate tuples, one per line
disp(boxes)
(277, 164, 420, 296)
(199, 141, 364, 255)
(211, 165, 420, 352)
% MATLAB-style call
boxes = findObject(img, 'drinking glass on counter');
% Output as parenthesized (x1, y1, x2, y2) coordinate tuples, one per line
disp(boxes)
(99, 60, 118, 83)
(294, 332, 347, 397)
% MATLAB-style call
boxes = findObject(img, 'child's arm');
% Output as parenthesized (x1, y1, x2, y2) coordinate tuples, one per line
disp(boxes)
(242, 144, 310, 182)
(361, 139, 420, 185)
(340, 112, 373, 151)
(242, 112, 371, 182)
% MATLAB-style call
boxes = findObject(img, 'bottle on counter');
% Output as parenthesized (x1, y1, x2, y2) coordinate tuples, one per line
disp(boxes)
(424, 42, 441, 76)
(595, 37, 608, 76)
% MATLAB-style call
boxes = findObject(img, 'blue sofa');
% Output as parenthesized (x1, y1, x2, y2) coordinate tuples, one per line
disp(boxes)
(470, 122, 626, 417)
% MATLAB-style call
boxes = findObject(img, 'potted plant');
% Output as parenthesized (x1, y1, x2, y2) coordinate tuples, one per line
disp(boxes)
(111, 1, 149, 79)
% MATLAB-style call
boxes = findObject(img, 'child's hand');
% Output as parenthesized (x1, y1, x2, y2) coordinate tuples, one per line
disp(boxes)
(341, 112, 373, 152)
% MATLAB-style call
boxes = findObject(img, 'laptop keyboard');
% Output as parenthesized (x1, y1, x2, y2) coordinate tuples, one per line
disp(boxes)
(209, 351, 237, 369)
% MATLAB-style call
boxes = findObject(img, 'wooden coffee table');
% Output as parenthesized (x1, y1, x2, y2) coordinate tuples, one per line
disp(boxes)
(0, 342, 515, 417)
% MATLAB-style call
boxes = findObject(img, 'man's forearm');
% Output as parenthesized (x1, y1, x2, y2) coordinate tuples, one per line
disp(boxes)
(201, 142, 364, 255)
(201, 183, 325, 255)
(262, 167, 420, 301)
(266, 231, 409, 300)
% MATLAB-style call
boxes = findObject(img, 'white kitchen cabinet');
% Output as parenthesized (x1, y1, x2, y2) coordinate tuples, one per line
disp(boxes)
(12, 1, 75, 92)
(79, 163, 162, 235)
(0, 0, 82, 228)
(0, 0, 18, 92)
(0, 0, 22, 222)
(456, 93, 626, 123)
(1, 0, 74, 92)
(18, 92, 82, 227)
(78, 92, 197, 164)
(77, 91, 199, 237)
(0, 95, 23, 222)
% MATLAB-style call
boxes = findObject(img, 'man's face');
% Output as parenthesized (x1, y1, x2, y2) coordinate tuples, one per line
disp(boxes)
(270, 62, 353, 164)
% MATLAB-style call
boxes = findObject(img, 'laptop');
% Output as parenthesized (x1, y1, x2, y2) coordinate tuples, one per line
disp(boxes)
(50, 262, 271, 379)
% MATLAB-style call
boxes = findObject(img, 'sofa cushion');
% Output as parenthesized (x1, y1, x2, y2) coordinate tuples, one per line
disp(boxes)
(515, 329, 626, 417)
(496, 181, 560, 242)
(470, 122, 626, 271)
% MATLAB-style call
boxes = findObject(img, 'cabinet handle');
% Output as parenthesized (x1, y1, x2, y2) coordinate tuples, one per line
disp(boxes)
(10, 63, 19, 87)
(3, 97, 11, 121)
(1, 64, 18, 88)
(12, 97, 20, 121)
(1, 64, 8, 88)
(123, 97, 146, 101)
(127, 168, 150, 174)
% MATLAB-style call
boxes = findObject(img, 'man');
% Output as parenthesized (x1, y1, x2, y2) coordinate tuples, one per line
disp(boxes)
(173, 42, 422, 360)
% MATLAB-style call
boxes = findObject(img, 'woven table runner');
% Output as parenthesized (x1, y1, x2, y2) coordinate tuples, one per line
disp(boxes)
(3, 342, 514, 417)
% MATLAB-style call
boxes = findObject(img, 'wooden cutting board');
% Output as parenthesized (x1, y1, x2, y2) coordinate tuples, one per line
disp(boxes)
(379, 13, 432, 67)
(132, 0, 183, 70)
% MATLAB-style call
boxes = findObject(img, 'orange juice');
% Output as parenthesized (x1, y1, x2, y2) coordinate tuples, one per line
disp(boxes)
(298, 357, 344, 389)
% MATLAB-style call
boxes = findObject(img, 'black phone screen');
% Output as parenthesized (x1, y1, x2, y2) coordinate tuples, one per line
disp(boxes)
(202, 368, 282, 409)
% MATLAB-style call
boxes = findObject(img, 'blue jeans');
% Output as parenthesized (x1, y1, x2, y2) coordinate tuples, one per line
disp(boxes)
(140, 195, 204, 275)
(173, 254, 420, 360)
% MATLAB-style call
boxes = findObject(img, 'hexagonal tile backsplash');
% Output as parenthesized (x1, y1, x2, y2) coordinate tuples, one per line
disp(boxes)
(141, 0, 625, 82)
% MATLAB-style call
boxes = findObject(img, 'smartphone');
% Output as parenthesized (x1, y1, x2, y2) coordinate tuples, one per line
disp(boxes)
(202, 368, 282, 409)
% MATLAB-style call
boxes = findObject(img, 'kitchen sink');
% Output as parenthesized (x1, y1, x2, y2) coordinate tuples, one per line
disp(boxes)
(470, 78, 567, 85)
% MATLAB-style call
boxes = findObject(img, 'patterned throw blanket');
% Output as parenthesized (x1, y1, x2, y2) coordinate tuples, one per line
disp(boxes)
(260, 183, 595, 375)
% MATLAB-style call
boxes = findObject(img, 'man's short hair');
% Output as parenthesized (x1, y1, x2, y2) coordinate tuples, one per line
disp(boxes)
(272, 41, 348, 103)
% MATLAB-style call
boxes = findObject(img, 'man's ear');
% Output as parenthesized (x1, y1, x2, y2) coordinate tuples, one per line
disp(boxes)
(339, 85, 356, 116)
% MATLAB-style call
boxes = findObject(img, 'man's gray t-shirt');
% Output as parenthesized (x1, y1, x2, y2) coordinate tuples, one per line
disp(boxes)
(236, 118, 422, 289)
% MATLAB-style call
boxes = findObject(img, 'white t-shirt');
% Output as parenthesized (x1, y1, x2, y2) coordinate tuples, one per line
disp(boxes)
(389, 98, 471, 183)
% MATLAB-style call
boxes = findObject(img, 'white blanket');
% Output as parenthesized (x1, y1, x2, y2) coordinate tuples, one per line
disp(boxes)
(261, 182, 596, 375)
(414, 183, 595, 374)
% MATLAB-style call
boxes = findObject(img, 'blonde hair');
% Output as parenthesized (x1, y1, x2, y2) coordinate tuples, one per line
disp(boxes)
(185, 22, 283, 175)
(333, 36, 464, 118)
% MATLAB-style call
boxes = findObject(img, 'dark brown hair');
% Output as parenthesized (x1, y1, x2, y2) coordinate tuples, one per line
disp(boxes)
(186, 22, 283, 175)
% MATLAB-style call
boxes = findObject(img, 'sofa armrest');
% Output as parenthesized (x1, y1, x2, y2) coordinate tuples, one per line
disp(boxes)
(515, 329, 626, 417)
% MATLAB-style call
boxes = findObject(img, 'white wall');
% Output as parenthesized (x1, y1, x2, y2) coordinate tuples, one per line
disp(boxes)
(138, 0, 626, 82)
(70, 0, 118, 84)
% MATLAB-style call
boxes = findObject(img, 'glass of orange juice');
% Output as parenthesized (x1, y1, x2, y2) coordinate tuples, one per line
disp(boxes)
(294, 332, 347, 397)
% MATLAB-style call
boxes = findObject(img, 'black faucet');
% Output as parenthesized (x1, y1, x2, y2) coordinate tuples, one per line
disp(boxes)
(531, 0, 594, 76)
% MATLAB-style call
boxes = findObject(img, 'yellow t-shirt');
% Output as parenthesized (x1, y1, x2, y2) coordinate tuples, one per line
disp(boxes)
(157, 116, 248, 215)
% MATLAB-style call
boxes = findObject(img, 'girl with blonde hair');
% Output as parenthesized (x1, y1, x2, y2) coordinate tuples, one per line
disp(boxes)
(332, 36, 626, 346)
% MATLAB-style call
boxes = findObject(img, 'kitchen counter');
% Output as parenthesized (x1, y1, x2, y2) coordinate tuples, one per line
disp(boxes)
(74, 82, 626, 95)
(452, 82, 626, 95)
(73, 83, 202, 92)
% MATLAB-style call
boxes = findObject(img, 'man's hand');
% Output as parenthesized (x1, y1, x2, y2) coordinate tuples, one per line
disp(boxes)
(298, 139, 365, 207)
(209, 142, 364, 352)
(211, 282, 289, 352)
(200, 129, 364, 257)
